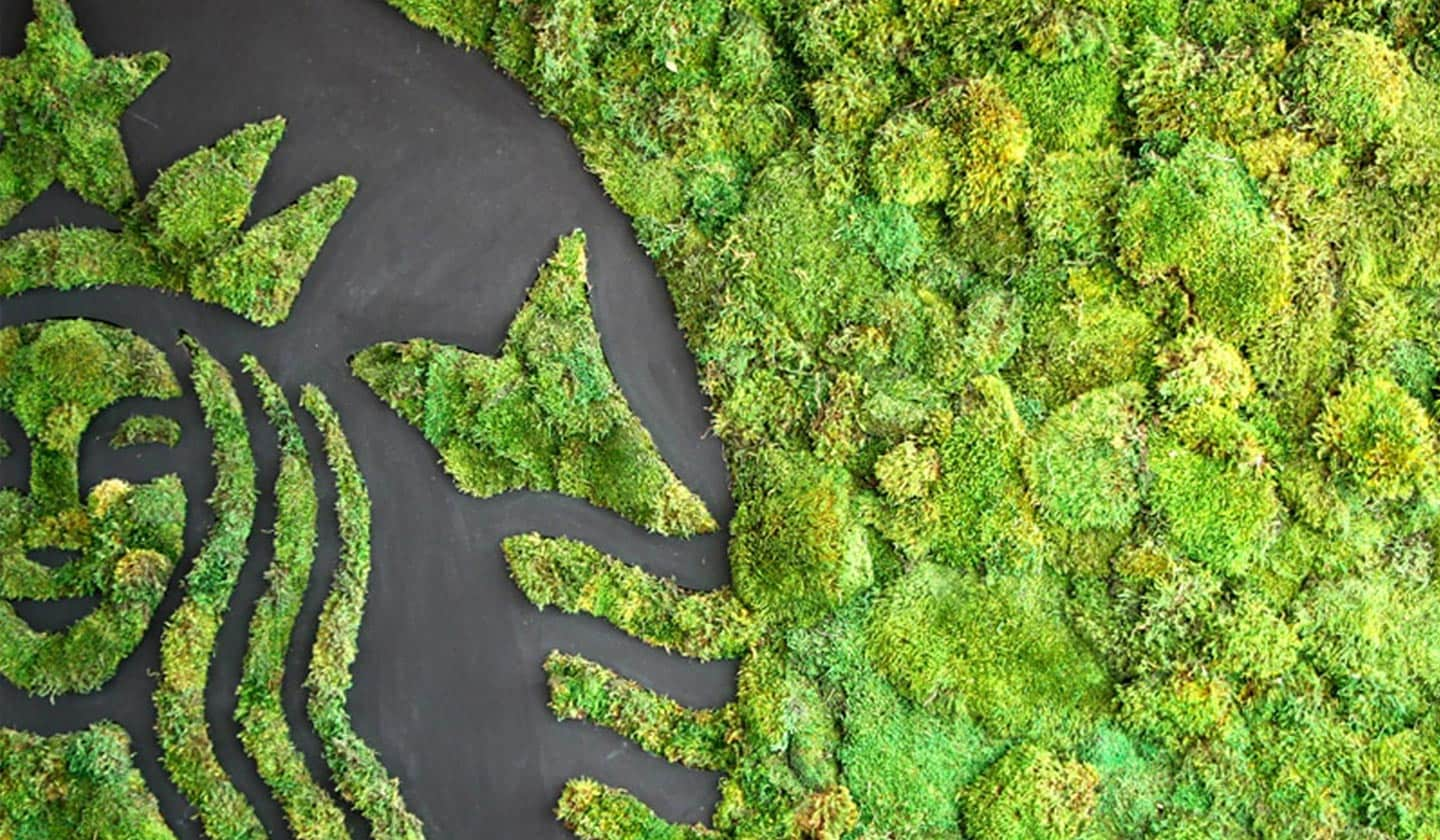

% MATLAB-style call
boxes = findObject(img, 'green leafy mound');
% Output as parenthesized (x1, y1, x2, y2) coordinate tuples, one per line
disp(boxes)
(353, 231, 715, 536)
(383, 0, 1440, 835)
(866, 562, 1111, 741)
(0, 724, 174, 839)
(729, 449, 871, 627)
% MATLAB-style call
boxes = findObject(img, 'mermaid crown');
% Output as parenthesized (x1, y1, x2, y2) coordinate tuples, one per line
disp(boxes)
(0, 0, 355, 326)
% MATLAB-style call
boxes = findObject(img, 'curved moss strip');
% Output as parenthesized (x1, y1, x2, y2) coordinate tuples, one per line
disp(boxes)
(300, 385, 423, 840)
(503, 533, 757, 660)
(153, 335, 265, 840)
(236, 358, 350, 840)
(544, 651, 737, 773)
(0, 723, 176, 839)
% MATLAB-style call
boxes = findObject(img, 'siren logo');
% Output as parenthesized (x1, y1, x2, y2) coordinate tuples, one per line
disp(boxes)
(0, 2, 730, 838)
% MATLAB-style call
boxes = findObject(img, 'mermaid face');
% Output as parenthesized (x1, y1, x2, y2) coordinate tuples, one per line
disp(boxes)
(0, 319, 186, 696)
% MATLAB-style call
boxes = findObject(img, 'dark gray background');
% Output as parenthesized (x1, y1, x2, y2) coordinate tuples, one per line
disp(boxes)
(0, 1, 735, 836)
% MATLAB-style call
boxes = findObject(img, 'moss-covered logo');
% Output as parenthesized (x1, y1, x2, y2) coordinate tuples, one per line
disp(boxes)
(0, 3, 418, 838)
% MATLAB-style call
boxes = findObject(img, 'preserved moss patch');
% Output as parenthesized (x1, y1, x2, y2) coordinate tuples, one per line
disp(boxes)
(0, 724, 174, 839)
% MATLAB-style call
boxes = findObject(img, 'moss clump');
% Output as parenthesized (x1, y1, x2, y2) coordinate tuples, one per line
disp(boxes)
(1314, 374, 1437, 502)
(729, 450, 872, 628)
(959, 744, 1100, 840)
(301, 386, 424, 840)
(875, 375, 1044, 569)
(109, 415, 181, 449)
(866, 562, 1111, 741)
(1117, 138, 1292, 339)
(1291, 26, 1413, 149)
(353, 231, 714, 537)
(1026, 382, 1145, 533)
(0, 724, 174, 839)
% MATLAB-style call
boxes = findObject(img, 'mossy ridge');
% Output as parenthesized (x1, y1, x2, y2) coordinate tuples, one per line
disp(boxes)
(353, 230, 715, 537)
(300, 385, 424, 840)
(0, 320, 184, 696)
(153, 335, 265, 839)
(504, 533, 759, 660)
(382, 0, 1440, 836)
(0, 724, 176, 839)
(0, 0, 356, 328)
(236, 358, 351, 840)
(110, 415, 183, 449)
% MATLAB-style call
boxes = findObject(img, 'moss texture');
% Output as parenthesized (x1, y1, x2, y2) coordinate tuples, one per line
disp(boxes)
(0, 724, 175, 839)
(0, 7, 417, 839)
(384, 0, 1440, 836)
(236, 359, 350, 840)
(153, 334, 266, 839)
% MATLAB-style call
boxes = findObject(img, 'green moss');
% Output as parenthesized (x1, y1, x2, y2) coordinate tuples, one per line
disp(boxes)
(153, 335, 265, 840)
(557, 778, 719, 840)
(1292, 26, 1413, 150)
(867, 562, 1111, 741)
(354, 231, 715, 537)
(504, 533, 759, 659)
(109, 415, 181, 449)
(1116, 138, 1292, 339)
(876, 375, 1044, 569)
(729, 449, 872, 628)
(0, 2, 355, 326)
(1026, 382, 1145, 533)
(0, 320, 183, 696)
(959, 744, 1100, 840)
(0, 724, 174, 839)
(235, 359, 349, 840)
(1314, 374, 1437, 502)
(380, 0, 1440, 836)
(867, 112, 950, 206)
(301, 386, 424, 840)
(1147, 434, 1281, 577)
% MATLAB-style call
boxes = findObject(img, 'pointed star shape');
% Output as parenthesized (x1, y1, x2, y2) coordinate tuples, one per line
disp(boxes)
(0, 0, 168, 226)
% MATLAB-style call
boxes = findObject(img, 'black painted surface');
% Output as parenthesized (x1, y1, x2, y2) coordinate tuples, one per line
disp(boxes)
(0, 1, 735, 836)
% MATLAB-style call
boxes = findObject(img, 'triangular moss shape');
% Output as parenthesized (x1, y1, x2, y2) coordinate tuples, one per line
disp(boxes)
(352, 231, 716, 537)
